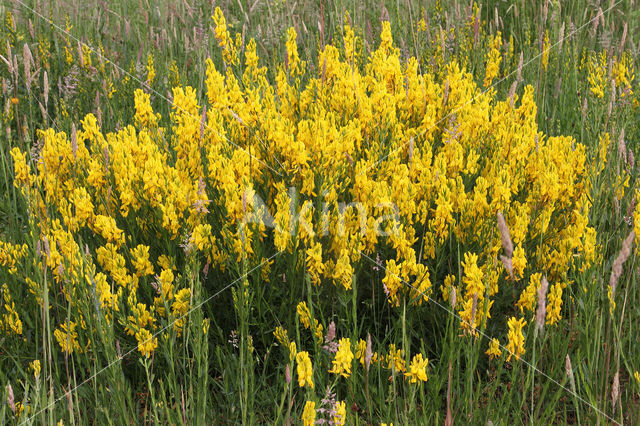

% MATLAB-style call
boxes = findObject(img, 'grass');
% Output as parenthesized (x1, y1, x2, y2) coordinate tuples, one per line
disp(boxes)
(1, 0, 640, 424)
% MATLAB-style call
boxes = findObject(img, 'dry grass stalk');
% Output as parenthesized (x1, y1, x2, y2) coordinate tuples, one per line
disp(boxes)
(554, 77, 562, 100)
(77, 41, 84, 68)
(470, 292, 478, 330)
(627, 195, 637, 220)
(609, 230, 635, 296)
(612, 371, 620, 413)
(408, 137, 414, 171)
(611, 78, 616, 105)
(44, 236, 51, 258)
(497, 212, 515, 279)
(501, 255, 513, 280)
(450, 286, 456, 309)
(445, 360, 453, 426)
(497, 212, 513, 257)
(442, 78, 450, 108)
(536, 276, 549, 334)
(71, 123, 78, 160)
(516, 52, 523, 82)
(6, 383, 15, 414)
(617, 129, 627, 164)
(365, 333, 373, 372)
(43, 70, 49, 108)
(199, 105, 207, 147)
(565, 354, 574, 382)
(619, 23, 627, 54)
(23, 43, 33, 93)
(507, 80, 518, 107)
(1, 42, 14, 77)
(592, 8, 603, 34)
(345, 152, 353, 167)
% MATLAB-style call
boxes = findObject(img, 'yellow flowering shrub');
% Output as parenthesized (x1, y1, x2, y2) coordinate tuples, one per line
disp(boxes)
(0, 9, 604, 421)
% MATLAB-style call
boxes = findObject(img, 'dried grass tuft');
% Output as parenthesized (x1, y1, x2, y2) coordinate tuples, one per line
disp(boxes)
(497, 212, 514, 279)
(609, 230, 635, 296)
(497, 212, 513, 257)
(612, 371, 620, 413)
(536, 276, 549, 334)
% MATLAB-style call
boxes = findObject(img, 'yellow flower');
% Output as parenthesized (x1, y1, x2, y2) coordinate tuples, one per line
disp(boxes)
(462, 252, 484, 300)
(541, 30, 550, 71)
(302, 401, 316, 426)
(587, 51, 607, 98)
(146, 53, 155, 85)
(511, 246, 527, 280)
(212, 7, 238, 65)
(285, 27, 305, 77)
(134, 89, 160, 128)
(333, 249, 353, 290)
(405, 353, 429, 383)
(125, 302, 155, 335)
(440, 274, 456, 303)
(10, 147, 32, 187)
(136, 328, 158, 358)
(485, 338, 502, 360)
(546, 283, 563, 326)
(93, 215, 124, 245)
(386, 344, 406, 373)
(505, 317, 526, 362)
(305, 242, 324, 286)
(158, 269, 175, 300)
(273, 326, 289, 346)
(130, 245, 154, 277)
(295, 351, 314, 389)
(288, 341, 297, 363)
(612, 53, 634, 95)
(30, 360, 41, 378)
(296, 301, 312, 329)
(72, 187, 94, 225)
(1, 284, 22, 335)
(516, 273, 541, 314)
(333, 400, 346, 425)
(382, 259, 402, 306)
(330, 338, 354, 378)
(190, 224, 212, 252)
(172, 288, 192, 336)
(484, 32, 502, 87)
(54, 321, 81, 354)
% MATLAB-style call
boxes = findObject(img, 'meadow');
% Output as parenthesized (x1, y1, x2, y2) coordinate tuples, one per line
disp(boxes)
(1, 0, 640, 424)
